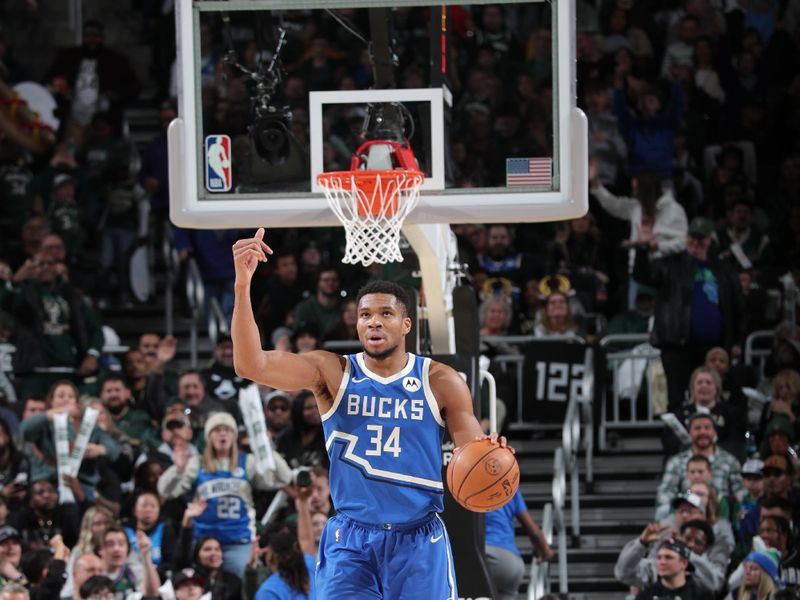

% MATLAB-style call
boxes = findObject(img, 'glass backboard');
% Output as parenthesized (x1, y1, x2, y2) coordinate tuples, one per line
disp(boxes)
(169, 0, 587, 228)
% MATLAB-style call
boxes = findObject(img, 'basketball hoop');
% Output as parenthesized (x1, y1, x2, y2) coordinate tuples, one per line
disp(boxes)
(317, 168, 423, 266)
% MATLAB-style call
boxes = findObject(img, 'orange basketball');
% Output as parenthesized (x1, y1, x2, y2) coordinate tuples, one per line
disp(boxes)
(446, 439, 520, 512)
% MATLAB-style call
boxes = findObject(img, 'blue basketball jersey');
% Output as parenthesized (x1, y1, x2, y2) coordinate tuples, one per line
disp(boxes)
(321, 352, 445, 524)
(192, 453, 253, 544)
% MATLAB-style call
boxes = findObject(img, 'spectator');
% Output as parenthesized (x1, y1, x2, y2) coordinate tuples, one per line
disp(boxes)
(605, 284, 656, 335)
(136, 411, 198, 472)
(77, 575, 116, 600)
(308, 466, 333, 518)
(758, 415, 796, 465)
(19, 535, 69, 600)
(687, 480, 735, 559)
(657, 413, 745, 516)
(168, 568, 206, 600)
(201, 335, 247, 406)
(121, 349, 171, 423)
(44, 174, 85, 259)
(633, 538, 707, 599)
(45, 19, 141, 133)
(137, 333, 178, 383)
(726, 550, 780, 600)
(0, 527, 23, 587)
(739, 459, 765, 529)
(730, 515, 800, 591)
(171, 370, 229, 441)
(478, 297, 513, 338)
(175, 531, 240, 600)
(0, 583, 27, 600)
(740, 456, 800, 539)
(20, 380, 119, 504)
(250, 252, 305, 345)
(68, 553, 104, 600)
(0, 252, 104, 396)
(474, 224, 543, 301)
(330, 299, 358, 342)
(99, 375, 155, 449)
(277, 392, 328, 470)
(0, 417, 28, 512)
(254, 484, 316, 600)
(590, 163, 688, 307)
(158, 412, 291, 576)
(292, 267, 343, 342)
(484, 488, 553, 600)
(717, 197, 772, 269)
(7, 477, 80, 552)
(290, 322, 322, 355)
(616, 517, 723, 594)
(585, 81, 628, 189)
(263, 391, 292, 441)
(98, 526, 161, 597)
(534, 291, 583, 338)
(123, 491, 175, 578)
(663, 365, 745, 459)
(633, 216, 746, 412)
(757, 370, 800, 448)
(613, 81, 684, 179)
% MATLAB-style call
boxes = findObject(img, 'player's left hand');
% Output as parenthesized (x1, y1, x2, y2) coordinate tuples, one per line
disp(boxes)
(476, 432, 515, 454)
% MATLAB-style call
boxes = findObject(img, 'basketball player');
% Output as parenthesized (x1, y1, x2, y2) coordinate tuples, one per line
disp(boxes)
(232, 228, 513, 599)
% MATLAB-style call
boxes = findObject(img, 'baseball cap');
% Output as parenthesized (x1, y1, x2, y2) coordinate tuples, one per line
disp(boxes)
(765, 414, 795, 442)
(264, 390, 291, 408)
(741, 458, 764, 477)
(162, 413, 191, 430)
(658, 538, 692, 560)
(52, 173, 75, 189)
(762, 454, 792, 475)
(671, 492, 706, 514)
(688, 217, 714, 238)
(172, 568, 205, 589)
(0, 526, 20, 544)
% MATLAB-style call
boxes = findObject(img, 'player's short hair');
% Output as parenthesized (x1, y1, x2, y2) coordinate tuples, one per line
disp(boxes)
(356, 281, 412, 316)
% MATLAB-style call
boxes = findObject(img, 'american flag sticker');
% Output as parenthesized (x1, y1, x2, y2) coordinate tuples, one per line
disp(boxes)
(506, 157, 552, 187)
(205, 135, 232, 192)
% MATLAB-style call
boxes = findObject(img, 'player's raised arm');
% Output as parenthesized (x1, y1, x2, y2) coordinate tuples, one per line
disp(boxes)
(430, 362, 513, 452)
(231, 228, 331, 392)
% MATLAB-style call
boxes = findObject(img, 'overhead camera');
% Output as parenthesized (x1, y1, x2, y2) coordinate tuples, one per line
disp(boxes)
(251, 106, 293, 165)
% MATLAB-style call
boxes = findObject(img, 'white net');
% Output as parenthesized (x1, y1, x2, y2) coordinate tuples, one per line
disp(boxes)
(317, 169, 424, 266)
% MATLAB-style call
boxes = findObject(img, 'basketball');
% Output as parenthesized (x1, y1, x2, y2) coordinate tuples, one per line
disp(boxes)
(446, 439, 520, 512)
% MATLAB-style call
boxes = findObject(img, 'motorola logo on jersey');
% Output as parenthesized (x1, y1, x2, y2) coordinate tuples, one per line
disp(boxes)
(346, 394, 424, 421)
(402, 376, 421, 392)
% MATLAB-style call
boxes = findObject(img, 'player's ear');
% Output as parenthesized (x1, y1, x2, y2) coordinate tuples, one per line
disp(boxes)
(402, 316, 412, 334)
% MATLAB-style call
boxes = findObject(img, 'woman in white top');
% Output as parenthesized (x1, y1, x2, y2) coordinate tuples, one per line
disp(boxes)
(589, 160, 688, 307)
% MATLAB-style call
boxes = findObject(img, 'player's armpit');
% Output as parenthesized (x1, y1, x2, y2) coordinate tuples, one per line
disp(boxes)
(429, 362, 484, 448)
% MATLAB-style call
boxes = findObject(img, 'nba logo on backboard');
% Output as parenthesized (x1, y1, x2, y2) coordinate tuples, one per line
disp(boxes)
(205, 135, 232, 192)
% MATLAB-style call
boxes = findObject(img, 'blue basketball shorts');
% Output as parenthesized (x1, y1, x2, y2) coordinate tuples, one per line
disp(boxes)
(315, 512, 457, 600)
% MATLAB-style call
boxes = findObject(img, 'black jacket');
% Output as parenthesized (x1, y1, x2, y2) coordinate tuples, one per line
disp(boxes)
(633, 247, 745, 349)
(635, 578, 708, 600)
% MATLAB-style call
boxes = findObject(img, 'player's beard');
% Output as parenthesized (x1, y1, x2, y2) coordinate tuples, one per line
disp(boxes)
(363, 344, 398, 361)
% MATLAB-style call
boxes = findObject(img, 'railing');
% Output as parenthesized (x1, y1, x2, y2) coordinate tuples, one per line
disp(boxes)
(527, 502, 553, 599)
(185, 258, 205, 368)
(208, 297, 229, 344)
(481, 334, 586, 427)
(598, 333, 662, 451)
(552, 447, 568, 594)
(161, 221, 179, 338)
(744, 329, 775, 383)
